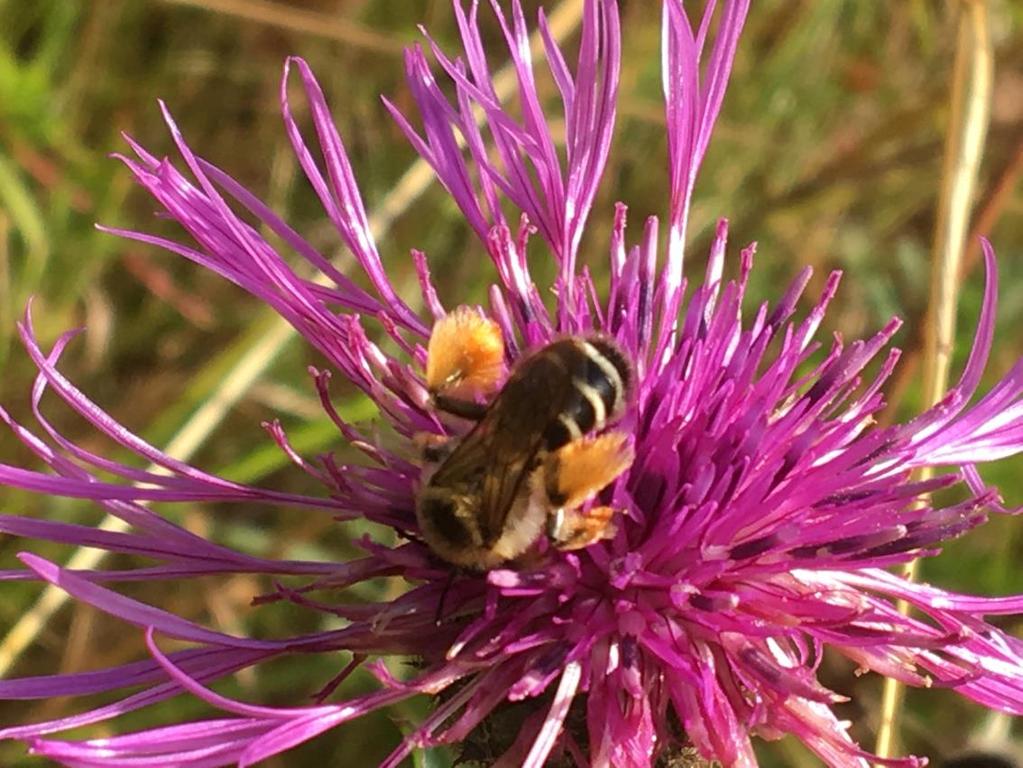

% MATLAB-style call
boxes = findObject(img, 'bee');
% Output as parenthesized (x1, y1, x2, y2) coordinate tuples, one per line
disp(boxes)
(416, 306, 634, 570)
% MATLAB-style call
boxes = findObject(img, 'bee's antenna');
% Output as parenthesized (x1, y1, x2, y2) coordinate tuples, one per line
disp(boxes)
(434, 569, 457, 626)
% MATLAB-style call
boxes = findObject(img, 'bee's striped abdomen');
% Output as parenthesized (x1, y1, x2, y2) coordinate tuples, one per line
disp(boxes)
(541, 336, 631, 450)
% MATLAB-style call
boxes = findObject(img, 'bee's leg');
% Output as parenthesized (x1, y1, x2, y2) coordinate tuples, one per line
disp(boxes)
(541, 431, 634, 550)
(434, 569, 457, 626)
(549, 505, 617, 551)
(414, 432, 459, 464)
(430, 393, 489, 422)
(426, 306, 506, 410)
(545, 431, 634, 510)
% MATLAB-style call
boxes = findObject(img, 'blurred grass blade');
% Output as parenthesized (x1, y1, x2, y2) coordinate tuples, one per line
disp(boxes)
(0, 153, 49, 291)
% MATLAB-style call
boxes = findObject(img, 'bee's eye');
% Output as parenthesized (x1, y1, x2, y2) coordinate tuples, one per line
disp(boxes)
(420, 496, 473, 547)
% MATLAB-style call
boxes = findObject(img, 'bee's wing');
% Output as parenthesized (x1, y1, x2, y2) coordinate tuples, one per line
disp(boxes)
(476, 352, 579, 544)
(477, 430, 544, 546)
(428, 342, 577, 547)
(427, 414, 544, 546)
(424, 422, 490, 490)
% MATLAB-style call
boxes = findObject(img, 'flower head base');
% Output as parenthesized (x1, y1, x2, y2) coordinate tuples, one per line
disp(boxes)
(3, 2, 1023, 767)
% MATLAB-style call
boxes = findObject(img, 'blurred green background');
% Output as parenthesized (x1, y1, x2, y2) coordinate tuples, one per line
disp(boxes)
(1, 0, 1022, 766)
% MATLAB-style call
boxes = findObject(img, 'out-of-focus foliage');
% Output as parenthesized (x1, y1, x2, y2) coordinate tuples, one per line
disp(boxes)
(0, 1, 1021, 766)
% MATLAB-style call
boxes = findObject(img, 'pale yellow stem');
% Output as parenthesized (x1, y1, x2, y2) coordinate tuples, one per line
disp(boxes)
(874, 0, 992, 760)
(0, 0, 587, 677)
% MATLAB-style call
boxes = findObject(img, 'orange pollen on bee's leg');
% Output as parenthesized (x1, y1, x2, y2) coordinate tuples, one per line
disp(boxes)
(425, 305, 505, 399)
(548, 431, 634, 511)
(552, 505, 617, 551)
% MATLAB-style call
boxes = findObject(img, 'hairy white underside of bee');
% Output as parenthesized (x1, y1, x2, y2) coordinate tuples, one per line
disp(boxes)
(481, 485, 549, 566)
(414, 484, 549, 570)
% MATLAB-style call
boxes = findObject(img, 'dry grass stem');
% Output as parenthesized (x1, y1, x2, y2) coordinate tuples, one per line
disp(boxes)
(159, 0, 407, 55)
(875, 0, 993, 760)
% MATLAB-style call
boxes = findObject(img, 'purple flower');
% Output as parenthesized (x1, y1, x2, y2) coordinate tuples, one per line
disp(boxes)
(2, 1, 1022, 766)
